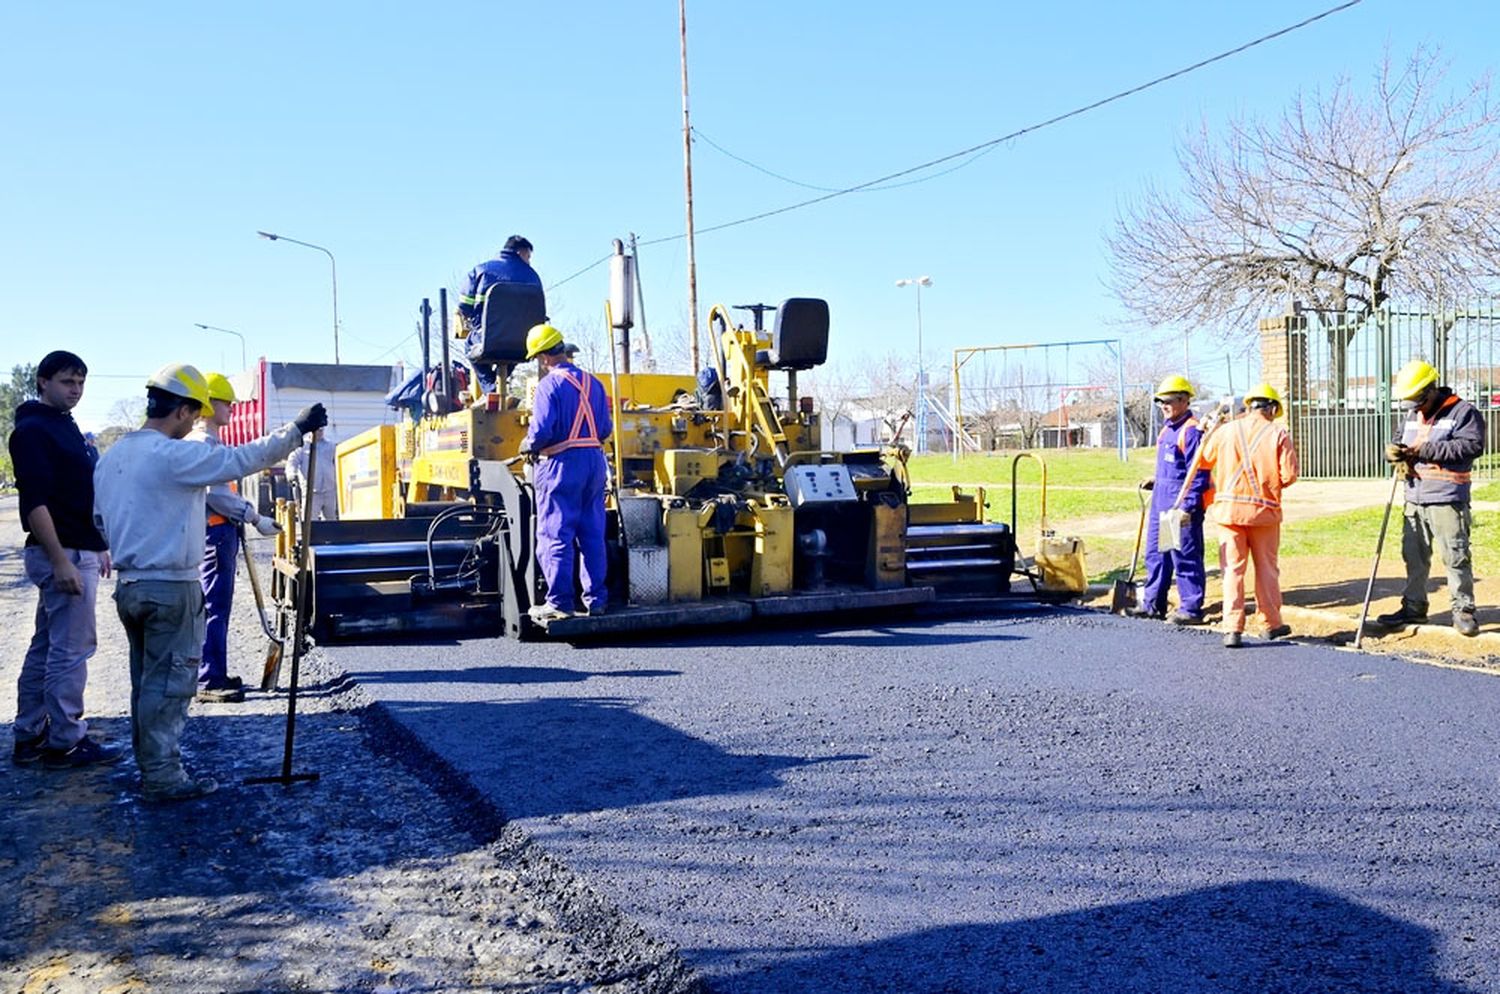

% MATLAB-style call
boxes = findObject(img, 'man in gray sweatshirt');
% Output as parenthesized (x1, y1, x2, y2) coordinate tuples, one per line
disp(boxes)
(93, 363, 326, 803)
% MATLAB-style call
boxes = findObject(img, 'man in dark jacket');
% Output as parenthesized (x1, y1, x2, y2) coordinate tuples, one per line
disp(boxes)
(1377, 360, 1487, 636)
(8, 351, 120, 768)
(459, 235, 544, 393)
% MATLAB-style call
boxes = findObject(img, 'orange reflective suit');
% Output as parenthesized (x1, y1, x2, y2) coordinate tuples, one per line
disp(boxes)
(1198, 414, 1300, 633)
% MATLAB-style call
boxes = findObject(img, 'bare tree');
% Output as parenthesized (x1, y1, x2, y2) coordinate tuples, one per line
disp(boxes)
(1110, 49, 1500, 333)
(854, 352, 918, 446)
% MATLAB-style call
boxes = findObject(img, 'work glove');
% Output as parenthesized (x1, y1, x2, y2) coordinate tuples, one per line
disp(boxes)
(252, 516, 282, 537)
(1385, 442, 1414, 464)
(1140, 479, 1155, 492)
(293, 403, 328, 435)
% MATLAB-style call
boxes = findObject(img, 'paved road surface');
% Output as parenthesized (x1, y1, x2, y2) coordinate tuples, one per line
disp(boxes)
(326, 606, 1500, 993)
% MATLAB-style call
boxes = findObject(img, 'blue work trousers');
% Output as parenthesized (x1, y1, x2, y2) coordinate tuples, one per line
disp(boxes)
(534, 449, 608, 612)
(1142, 505, 1206, 617)
(198, 522, 238, 689)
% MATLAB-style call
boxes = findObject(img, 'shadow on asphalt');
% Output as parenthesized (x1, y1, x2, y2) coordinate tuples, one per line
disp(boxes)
(703, 879, 1473, 994)
(578, 617, 1033, 651)
(348, 665, 682, 685)
(365, 697, 863, 820)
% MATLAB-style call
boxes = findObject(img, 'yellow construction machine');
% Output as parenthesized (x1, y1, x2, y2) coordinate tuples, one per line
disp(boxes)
(271, 246, 1019, 642)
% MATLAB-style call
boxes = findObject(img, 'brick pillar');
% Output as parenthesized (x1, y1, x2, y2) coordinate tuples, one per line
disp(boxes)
(1258, 310, 1308, 451)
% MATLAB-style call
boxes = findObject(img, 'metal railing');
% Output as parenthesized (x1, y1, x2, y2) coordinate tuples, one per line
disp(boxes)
(1276, 302, 1500, 479)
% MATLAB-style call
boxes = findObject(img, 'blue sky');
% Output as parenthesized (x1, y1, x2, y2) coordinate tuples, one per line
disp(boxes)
(2, 0, 1493, 428)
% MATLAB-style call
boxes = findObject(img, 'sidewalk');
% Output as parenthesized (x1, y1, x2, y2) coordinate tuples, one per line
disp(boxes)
(0, 498, 697, 994)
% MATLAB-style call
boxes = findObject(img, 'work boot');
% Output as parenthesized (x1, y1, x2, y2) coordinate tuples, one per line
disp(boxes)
(143, 777, 219, 804)
(196, 685, 246, 704)
(1266, 624, 1292, 639)
(12, 730, 47, 766)
(583, 601, 611, 617)
(1168, 611, 1206, 627)
(1454, 611, 1480, 637)
(528, 604, 573, 624)
(42, 738, 124, 770)
(1223, 631, 1243, 649)
(1375, 605, 1427, 628)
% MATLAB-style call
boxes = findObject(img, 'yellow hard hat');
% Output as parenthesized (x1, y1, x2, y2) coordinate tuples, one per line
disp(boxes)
(204, 372, 236, 404)
(524, 323, 564, 360)
(1244, 382, 1283, 406)
(1392, 359, 1438, 401)
(1153, 374, 1195, 400)
(146, 363, 212, 411)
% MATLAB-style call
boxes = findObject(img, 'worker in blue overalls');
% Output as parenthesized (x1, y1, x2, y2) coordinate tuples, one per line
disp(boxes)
(1136, 374, 1210, 625)
(459, 235, 542, 393)
(518, 324, 612, 623)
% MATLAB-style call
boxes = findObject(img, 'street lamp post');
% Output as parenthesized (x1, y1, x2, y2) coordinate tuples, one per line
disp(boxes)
(195, 323, 247, 370)
(895, 276, 934, 453)
(257, 230, 340, 364)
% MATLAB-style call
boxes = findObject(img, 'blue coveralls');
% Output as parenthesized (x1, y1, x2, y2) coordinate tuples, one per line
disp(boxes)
(1142, 411, 1210, 618)
(460, 249, 544, 392)
(200, 520, 238, 688)
(522, 362, 613, 613)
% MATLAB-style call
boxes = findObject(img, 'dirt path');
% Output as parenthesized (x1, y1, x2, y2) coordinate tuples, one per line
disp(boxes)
(0, 497, 697, 994)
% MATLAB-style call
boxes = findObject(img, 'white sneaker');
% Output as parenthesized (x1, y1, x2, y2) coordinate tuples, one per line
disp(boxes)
(528, 604, 573, 624)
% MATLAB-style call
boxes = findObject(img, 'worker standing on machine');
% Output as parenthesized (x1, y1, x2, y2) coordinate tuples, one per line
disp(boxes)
(188, 373, 281, 704)
(1198, 384, 1299, 648)
(1377, 359, 1485, 637)
(459, 235, 541, 393)
(518, 324, 612, 623)
(1136, 375, 1210, 624)
(286, 428, 339, 521)
(93, 363, 325, 803)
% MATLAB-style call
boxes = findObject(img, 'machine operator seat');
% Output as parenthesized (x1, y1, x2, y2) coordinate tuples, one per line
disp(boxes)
(466, 281, 549, 366)
(766, 297, 830, 371)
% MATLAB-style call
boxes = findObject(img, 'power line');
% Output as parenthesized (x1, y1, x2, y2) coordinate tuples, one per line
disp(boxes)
(670, 0, 1364, 240)
(380, 0, 1366, 334)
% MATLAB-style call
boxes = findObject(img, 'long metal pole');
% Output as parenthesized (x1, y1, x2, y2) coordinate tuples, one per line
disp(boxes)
(1114, 341, 1127, 461)
(679, 0, 701, 374)
(628, 232, 654, 369)
(914, 284, 926, 454)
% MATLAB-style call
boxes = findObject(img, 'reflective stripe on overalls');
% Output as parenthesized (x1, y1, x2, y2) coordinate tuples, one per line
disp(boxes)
(1217, 418, 1280, 512)
(1407, 395, 1472, 485)
(540, 370, 603, 457)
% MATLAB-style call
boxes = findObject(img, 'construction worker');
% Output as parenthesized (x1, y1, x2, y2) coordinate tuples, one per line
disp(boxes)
(518, 324, 612, 622)
(9, 350, 119, 769)
(286, 428, 339, 521)
(1377, 359, 1486, 636)
(188, 373, 282, 703)
(1136, 374, 1210, 624)
(459, 235, 542, 393)
(1198, 384, 1300, 648)
(93, 363, 325, 803)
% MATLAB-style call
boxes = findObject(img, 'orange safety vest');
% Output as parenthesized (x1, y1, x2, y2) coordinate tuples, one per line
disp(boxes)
(539, 369, 604, 457)
(1200, 415, 1299, 526)
(207, 479, 239, 528)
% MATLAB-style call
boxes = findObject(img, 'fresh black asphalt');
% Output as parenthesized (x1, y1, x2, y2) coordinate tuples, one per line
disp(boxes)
(325, 606, 1500, 993)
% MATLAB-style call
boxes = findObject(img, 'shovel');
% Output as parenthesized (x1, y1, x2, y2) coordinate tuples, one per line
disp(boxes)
(238, 523, 286, 692)
(1111, 481, 1151, 614)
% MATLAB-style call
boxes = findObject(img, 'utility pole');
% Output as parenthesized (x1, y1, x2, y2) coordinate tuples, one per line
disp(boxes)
(679, 0, 701, 373)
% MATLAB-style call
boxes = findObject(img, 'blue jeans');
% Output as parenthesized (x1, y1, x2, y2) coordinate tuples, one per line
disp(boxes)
(17, 547, 100, 750)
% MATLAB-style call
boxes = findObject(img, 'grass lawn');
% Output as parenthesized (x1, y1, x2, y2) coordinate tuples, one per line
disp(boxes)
(906, 448, 1156, 489)
(1280, 502, 1500, 575)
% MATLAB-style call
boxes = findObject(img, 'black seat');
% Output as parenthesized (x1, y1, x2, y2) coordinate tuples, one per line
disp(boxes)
(766, 297, 829, 371)
(467, 282, 548, 365)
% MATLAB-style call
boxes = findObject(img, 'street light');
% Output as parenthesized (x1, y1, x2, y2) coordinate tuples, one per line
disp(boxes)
(257, 230, 340, 364)
(194, 323, 247, 370)
(895, 275, 934, 453)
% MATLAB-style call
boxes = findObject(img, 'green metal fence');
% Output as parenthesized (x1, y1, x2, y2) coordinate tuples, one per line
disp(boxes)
(1277, 302, 1500, 479)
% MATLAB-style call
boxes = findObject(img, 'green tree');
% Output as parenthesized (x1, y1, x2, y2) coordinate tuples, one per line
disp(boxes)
(0, 363, 38, 487)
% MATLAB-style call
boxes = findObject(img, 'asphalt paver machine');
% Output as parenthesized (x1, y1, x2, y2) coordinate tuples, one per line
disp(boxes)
(270, 256, 1020, 643)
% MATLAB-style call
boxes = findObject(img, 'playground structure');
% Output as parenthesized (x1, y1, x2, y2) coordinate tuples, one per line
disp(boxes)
(949, 338, 1129, 461)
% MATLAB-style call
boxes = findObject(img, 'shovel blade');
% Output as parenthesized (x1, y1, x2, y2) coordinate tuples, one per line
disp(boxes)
(259, 640, 284, 693)
(1110, 579, 1137, 615)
